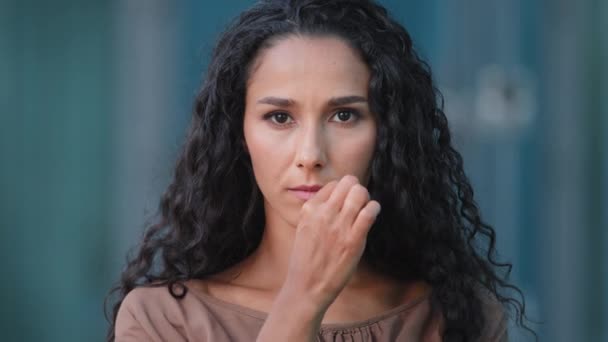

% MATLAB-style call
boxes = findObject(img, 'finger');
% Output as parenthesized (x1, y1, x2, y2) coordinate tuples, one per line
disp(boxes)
(351, 200, 381, 239)
(308, 180, 338, 205)
(339, 184, 370, 227)
(326, 175, 359, 211)
(299, 182, 337, 222)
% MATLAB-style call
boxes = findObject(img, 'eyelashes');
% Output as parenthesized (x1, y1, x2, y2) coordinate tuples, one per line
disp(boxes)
(264, 112, 293, 125)
(262, 109, 362, 128)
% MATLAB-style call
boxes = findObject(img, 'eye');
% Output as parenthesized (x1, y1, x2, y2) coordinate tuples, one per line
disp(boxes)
(263, 112, 294, 126)
(330, 109, 360, 124)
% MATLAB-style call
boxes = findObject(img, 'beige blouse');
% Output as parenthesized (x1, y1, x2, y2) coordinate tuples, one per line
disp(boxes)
(115, 281, 507, 341)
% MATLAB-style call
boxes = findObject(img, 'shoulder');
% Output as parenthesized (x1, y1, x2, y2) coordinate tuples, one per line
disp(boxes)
(119, 284, 181, 314)
(115, 280, 267, 342)
(477, 288, 508, 342)
(115, 284, 192, 342)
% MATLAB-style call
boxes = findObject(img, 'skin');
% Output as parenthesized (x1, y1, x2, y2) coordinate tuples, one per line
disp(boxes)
(244, 35, 377, 230)
(191, 35, 429, 340)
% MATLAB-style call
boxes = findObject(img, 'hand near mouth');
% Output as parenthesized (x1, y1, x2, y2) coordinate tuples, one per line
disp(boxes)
(258, 175, 381, 340)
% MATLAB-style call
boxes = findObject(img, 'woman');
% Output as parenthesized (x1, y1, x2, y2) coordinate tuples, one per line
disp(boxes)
(106, 0, 532, 341)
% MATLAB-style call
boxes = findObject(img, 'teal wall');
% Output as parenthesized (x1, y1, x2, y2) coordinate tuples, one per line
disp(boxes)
(1, 1, 605, 341)
(0, 1, 113, 340)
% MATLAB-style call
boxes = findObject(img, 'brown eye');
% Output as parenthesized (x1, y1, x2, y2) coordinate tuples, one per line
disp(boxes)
(336, 111, 352, 122)
(273, 113, 289, 124)
(330, 109, 360, 124)
(263, 112, 294, 126)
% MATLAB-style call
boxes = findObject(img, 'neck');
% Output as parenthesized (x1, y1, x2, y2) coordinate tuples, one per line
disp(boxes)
(230, 202, 296, 290)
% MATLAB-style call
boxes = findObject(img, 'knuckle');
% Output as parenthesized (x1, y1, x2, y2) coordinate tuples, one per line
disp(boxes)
(318, 207, 333, 223)
(326, 195, 341, 208)
(352, 185, 370, 201)
(344, 233, 363, 249)
(344, 187, 368, 209)
(301, 202, 313, 214)
(358, 208, 376, 222)
(339, 174, 356, 186)
(341, 202, 357, 215)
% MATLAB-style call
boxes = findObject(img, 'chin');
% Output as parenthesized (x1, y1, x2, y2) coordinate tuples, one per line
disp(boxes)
(279, 203, 302, 228)
(263, 200, 300, 228)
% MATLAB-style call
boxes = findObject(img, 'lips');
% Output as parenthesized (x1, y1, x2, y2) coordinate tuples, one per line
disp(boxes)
(290, 185, 323, 192)
(288, 184, 323, 201)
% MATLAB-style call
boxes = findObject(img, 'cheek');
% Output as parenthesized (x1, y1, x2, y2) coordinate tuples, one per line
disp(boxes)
(332, 129, 377, 182)
(244, 127, 286, 189)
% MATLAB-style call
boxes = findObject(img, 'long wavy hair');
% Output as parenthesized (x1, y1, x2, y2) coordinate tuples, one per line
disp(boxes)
(105, 0, 533, 340)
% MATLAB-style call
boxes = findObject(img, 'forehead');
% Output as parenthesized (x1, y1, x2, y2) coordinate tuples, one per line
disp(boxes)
(246, 35, 370, 97)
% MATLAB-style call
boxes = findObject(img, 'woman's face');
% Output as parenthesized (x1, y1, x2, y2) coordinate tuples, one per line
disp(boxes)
(243, 36, 377, 227)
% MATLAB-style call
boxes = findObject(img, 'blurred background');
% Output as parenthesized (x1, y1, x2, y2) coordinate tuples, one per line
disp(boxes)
(1, 0, 606, 341)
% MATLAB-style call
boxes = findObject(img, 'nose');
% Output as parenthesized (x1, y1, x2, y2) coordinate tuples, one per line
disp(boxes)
(294, 124, 326, 170)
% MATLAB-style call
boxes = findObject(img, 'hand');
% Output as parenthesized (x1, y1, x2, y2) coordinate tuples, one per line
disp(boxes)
(281, 174, 381, 311)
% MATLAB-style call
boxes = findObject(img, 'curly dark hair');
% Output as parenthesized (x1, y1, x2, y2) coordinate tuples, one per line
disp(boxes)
(105, 0, 534, 340)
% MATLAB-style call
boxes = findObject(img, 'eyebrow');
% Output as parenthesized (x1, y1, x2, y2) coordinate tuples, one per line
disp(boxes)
(256, 95, 367, 107)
